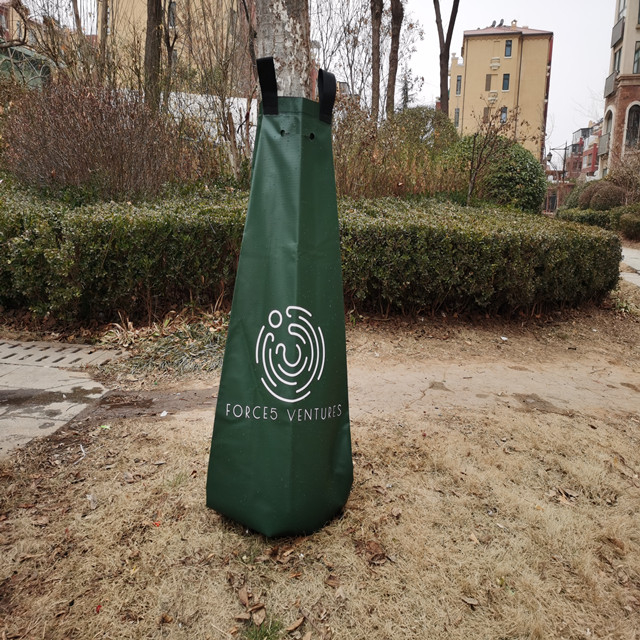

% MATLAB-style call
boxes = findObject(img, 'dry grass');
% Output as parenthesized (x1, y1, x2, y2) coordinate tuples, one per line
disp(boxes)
(1, 391, 639, 639)
(1, 293, 640, 640)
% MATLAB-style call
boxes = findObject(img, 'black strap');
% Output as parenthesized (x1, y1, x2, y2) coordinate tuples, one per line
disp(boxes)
(318, 69, 336, 124)
(257, 57, 278, 115)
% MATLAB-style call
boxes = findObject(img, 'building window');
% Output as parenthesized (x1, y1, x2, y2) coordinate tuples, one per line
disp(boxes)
(618, 0, 627, 21)
(634, 41, 640, 73)
(505, 39, 512, 57)
(485, 74, 492, 91)
(456, 75, 462, 95)
(454, 108, 460, 127)
(626, 105, 640, 148)
(483, 107, 490, 123)
(614, 47, 622, 73)
(500, 107, 508, 123)
(502, 73, 510, 91)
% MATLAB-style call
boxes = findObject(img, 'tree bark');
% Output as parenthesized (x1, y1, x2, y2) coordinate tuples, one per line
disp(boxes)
(255, 0, 311, 98)
(370, 0, 383, 122)
(145, 0, 163, 111)
(385, 0, 403, 118)
(70, 0, 84, 36)
(433, 0, 459, 116)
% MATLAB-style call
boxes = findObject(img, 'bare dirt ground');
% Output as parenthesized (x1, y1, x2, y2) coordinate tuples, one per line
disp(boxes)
(1, 283, 640, 640)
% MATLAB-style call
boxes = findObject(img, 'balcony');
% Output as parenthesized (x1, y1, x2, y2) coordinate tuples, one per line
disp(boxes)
(604, 72, 617, 98)
(598, 133, 610, 156)
(611, 17, 625, 48)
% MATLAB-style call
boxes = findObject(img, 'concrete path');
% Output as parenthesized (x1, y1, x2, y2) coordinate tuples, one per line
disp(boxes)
(621, 245, 640, 287)
(0, 341, 124, 458)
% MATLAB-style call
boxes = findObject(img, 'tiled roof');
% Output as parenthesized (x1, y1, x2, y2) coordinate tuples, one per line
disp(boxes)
(464, 25, 552, 38)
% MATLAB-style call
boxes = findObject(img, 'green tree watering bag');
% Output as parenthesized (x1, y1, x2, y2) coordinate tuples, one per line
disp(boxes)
(206, 59, 353, 537)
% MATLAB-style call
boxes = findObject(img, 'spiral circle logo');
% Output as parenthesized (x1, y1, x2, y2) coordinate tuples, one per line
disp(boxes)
(255, 306, 326, 404)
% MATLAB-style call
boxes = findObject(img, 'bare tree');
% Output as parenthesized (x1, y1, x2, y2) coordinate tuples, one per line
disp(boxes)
(463, 104, 525, 205)
(433, 0, 459, 115)
(145, 0, 163, 110)
(255, 0, 312, 98)
(370, 0, 382, 121)
(69, 0, 82, 36)
(385, 0, 403, 117)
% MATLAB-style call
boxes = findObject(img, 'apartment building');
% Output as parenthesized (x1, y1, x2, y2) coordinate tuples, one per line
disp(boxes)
(449, 19, 553, 161)
(599, 0, 640, 176)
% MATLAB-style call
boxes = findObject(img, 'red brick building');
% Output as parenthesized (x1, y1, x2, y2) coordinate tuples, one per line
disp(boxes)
(599, 0, 640, 176)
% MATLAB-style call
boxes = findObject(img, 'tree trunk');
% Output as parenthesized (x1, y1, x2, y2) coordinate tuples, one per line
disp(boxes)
(145, 0, 163, 111)
(370, 0, 383, 122)
(433, 0, 460, 116)
(386, 0, 403, 118)
(70, 0, 84, 36)
(98, 0, 108, 81)
(255, 0, 311, 98)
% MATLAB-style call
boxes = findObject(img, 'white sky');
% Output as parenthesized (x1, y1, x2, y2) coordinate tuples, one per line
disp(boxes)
(405, 0, 614, 159)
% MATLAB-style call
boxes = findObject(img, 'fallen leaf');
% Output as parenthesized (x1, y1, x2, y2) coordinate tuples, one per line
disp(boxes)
(469, 533, 480, 545)
(325, 574, 340, 588)
(160, 613, 173, 624)
(238, 586, 250, 608)
(302, 633, 312, 640)
(86, 494, 97, 510)
(122, 471, 135, 484)
(365, 540, 387, 565)
(285, 617, 305, 632)
(391, 507, 402, 518)
(152, 460, 167, 466)
(32, 516, 49, 527)
(461, 596, 480, 608)
(335, 586, 346, 600)
(248, 603, 265, 613)
(252, 608, 266, 626)
(234, 613, 251, 622)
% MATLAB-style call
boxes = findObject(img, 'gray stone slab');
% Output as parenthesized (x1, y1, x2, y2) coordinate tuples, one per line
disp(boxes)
(0, 363, 105, 391)
(622, 246, 640, 274)
(0, 340, 124, 368)
(621, 271, 640, 287)
(0, 341, 118, 459)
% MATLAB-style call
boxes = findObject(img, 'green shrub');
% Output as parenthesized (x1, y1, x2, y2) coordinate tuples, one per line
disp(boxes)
(340, 199, 620, 313)
(589, 183, 626, 211)
(480, 143, 547, 213)
(0, 187, 621, 320)
(619, 213, 640, 241)
(556, 208, 614, 229)
(609, 202, 640, 230)
(578, 181, 601, 209)
(0, 187, 246, 320)
(563, 182, 590, 210)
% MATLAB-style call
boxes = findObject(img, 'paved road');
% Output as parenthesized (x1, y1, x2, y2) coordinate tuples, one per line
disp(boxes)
(0, 341, 123, 458)
(622, 245, 640, 287)
(0, 247, 638, 459)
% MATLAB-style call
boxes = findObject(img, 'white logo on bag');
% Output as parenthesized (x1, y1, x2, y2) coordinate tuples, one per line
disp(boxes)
(255, 306, 325, 404)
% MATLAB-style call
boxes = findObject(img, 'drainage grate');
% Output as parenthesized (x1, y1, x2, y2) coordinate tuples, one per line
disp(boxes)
(0, 340, 125, 368)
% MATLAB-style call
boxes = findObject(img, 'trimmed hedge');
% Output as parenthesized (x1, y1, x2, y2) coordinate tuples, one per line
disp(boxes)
(0, 186, 622, 320)
(619, 213, 640, 241)
(556, 203, 640, 241)
(556, 208, 615, 230)
(339, 199, 620, 313)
